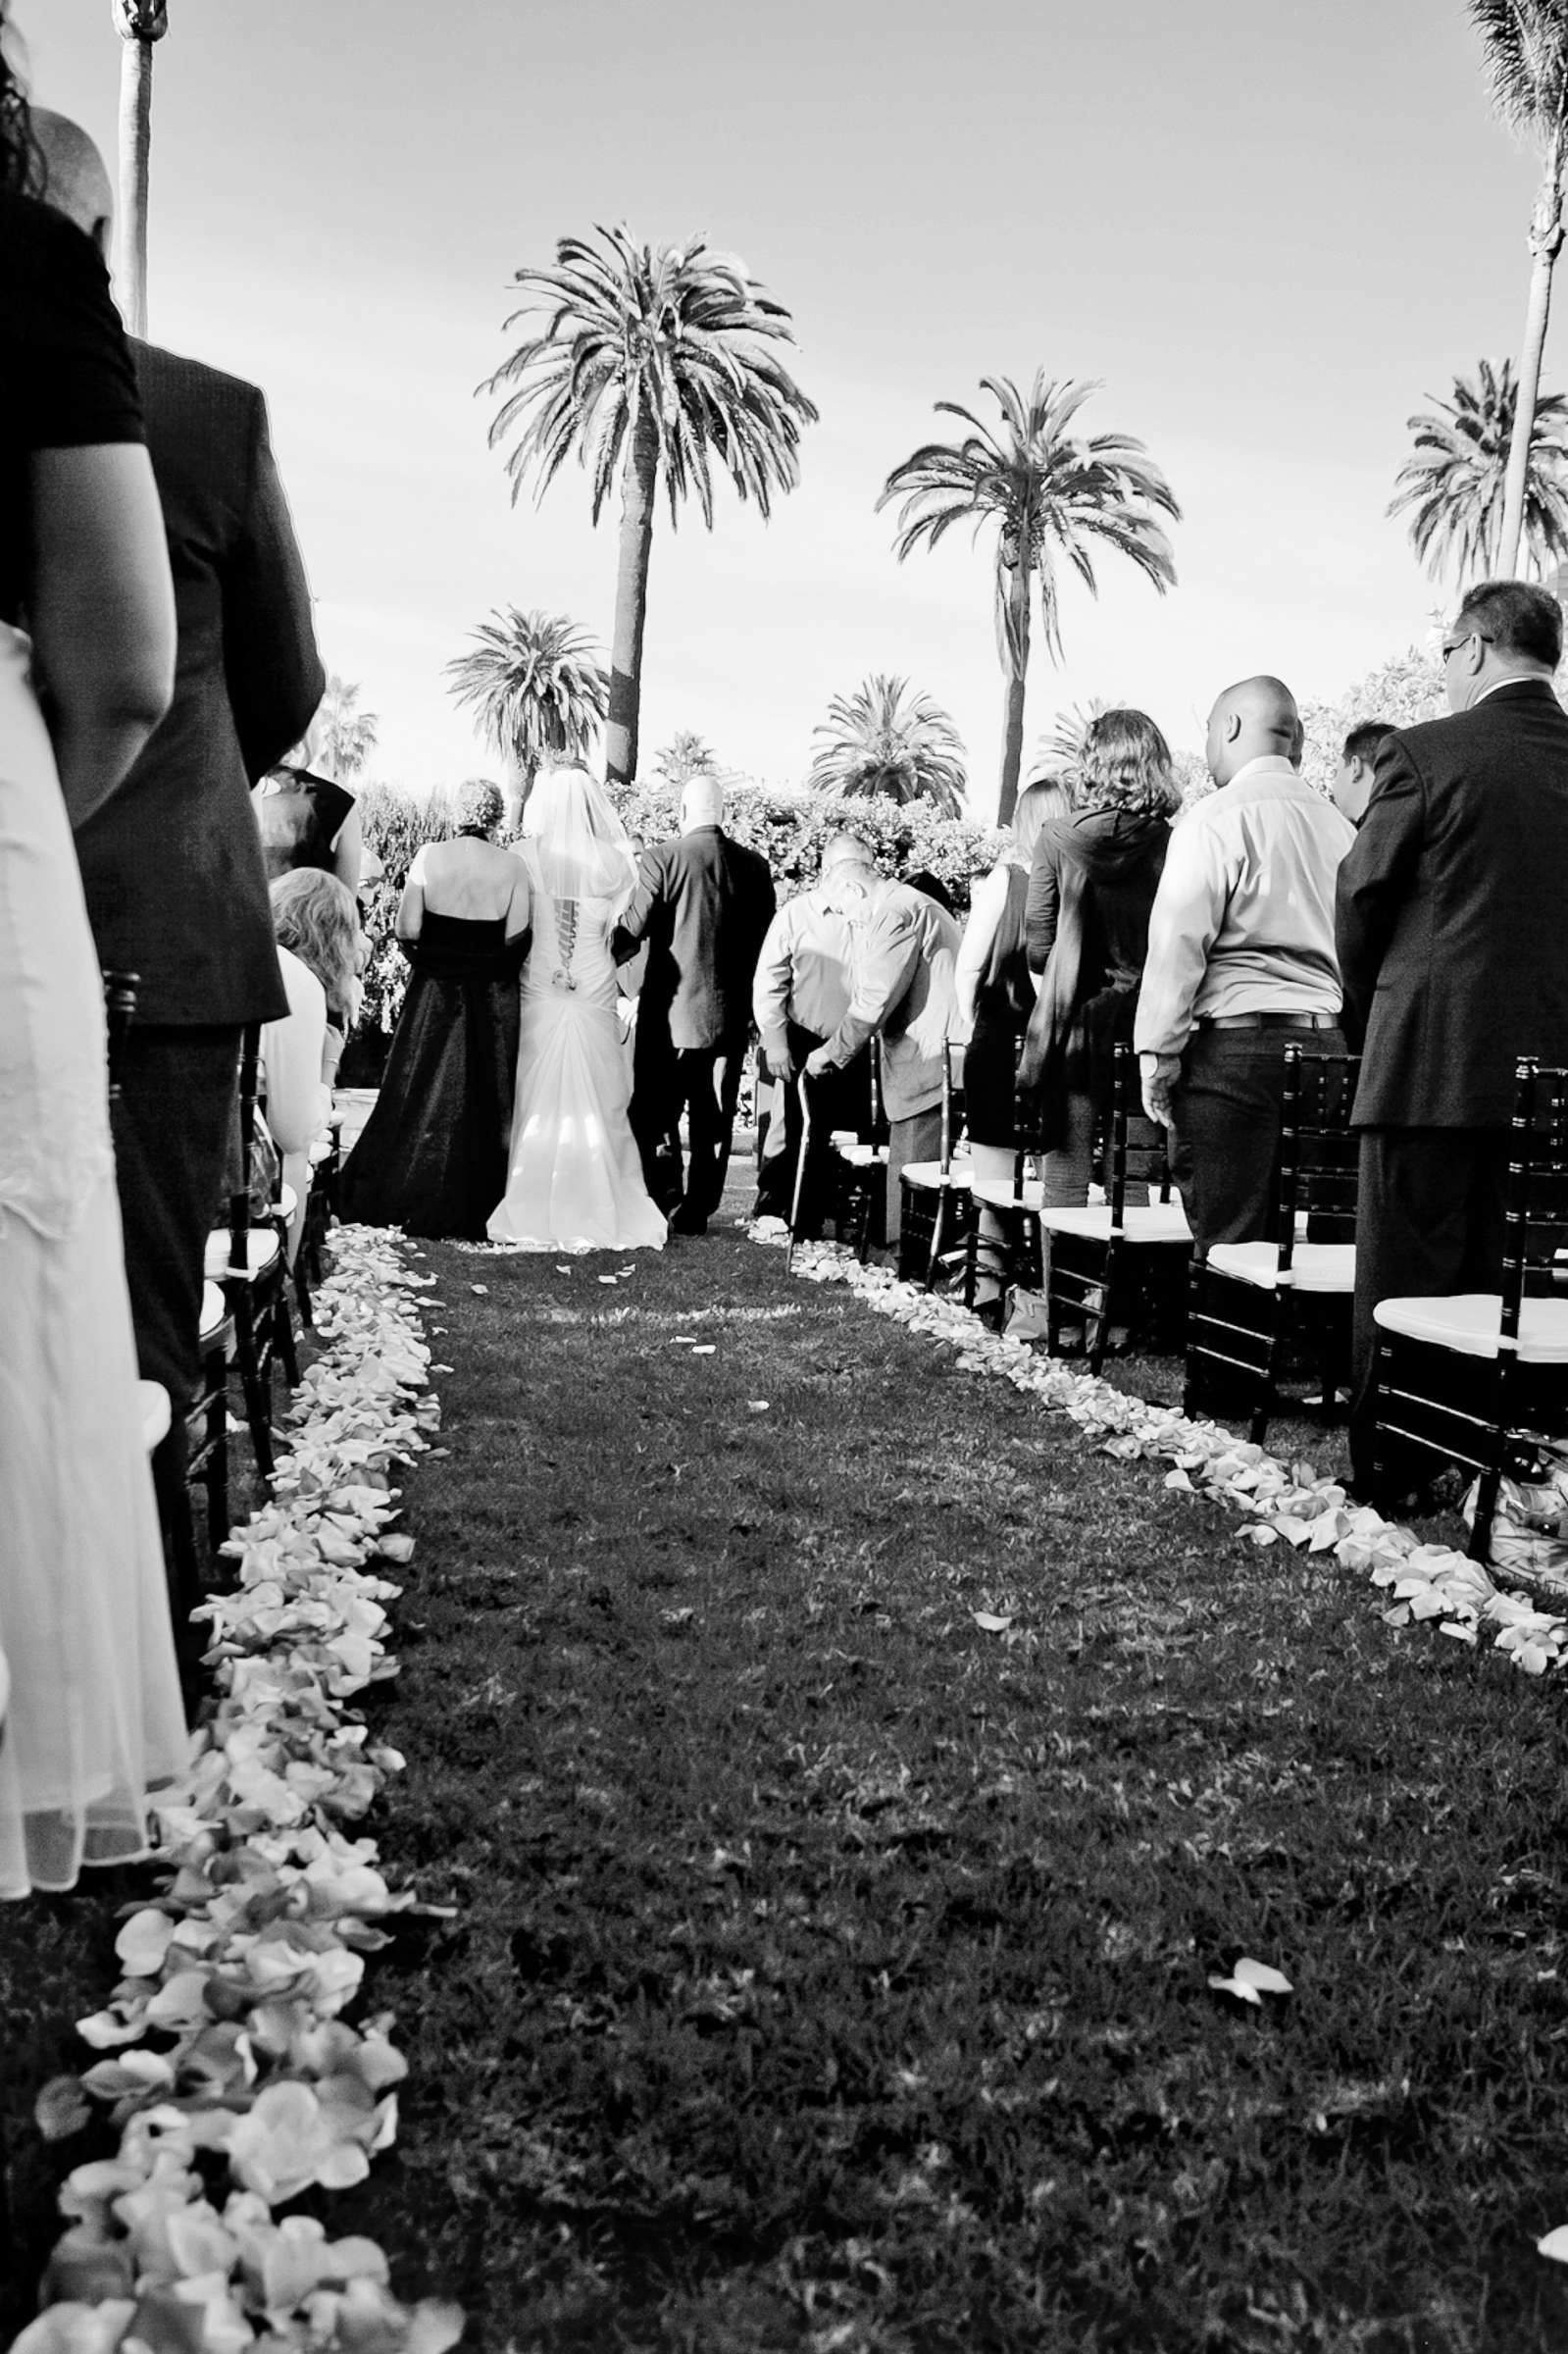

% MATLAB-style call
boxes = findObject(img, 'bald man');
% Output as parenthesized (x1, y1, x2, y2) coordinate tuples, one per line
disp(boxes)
(1134, 676, 1355, 1254)
(613, 777, 776, 1232)
(36, 111, 323, 1619)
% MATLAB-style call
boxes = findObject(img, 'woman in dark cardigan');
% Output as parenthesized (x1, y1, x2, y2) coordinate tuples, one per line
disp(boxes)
(1020, 709, 1178, 1205)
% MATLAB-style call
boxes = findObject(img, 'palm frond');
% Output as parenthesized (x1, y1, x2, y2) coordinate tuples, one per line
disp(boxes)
(481, 222, 818, 536)
(1388, 354, 1568, 582)
(444, 607, 609, 770)
(806, 674, 967, 816)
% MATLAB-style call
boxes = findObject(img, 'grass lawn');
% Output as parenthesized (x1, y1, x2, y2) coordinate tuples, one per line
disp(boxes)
(6, 1204, 1568, 2351)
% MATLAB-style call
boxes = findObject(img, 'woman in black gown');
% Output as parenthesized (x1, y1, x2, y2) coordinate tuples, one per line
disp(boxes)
(340, 782, 531, 1238)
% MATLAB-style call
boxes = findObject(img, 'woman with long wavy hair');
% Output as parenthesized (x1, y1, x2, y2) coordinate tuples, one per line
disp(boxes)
(0, 11, 188, 1894)
(1020, 708, 1178, 1205)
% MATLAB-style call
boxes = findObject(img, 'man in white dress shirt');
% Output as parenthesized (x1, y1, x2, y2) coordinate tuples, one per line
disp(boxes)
(806, 837, 960, 1250)
(1134, 676, 1355, 1254)
(751, 863, 864, 1232)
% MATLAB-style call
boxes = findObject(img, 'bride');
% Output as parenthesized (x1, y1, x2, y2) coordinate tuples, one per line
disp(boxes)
(487, 766, 668, 1253)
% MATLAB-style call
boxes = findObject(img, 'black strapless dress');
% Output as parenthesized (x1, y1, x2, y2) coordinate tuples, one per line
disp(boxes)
(340, 912, 524, 1240)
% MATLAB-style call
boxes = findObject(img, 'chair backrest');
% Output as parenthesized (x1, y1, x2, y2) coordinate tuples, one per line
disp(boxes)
(103, 969, 139, 1105)
(228, 1024, 263, 1273)
(1501, 1060, 1568, 1328)
(867, 1034, 889, 1145)
(936, 1038, 960, 1176)
(1105, 1042, 1172, 1228)
(1274, 1046, 1361, 1268)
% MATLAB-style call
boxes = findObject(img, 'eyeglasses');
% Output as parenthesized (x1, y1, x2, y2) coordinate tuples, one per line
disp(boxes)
(1442, 630, 1494, 660)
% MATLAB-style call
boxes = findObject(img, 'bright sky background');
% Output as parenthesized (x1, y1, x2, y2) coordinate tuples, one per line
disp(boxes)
(23, 0, 1544, 810)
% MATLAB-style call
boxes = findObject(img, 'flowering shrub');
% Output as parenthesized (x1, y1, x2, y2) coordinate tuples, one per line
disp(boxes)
(19, 1227, 463, 2353)
(608, 778, 1004, 905)
(349, 780, 1005, 1063)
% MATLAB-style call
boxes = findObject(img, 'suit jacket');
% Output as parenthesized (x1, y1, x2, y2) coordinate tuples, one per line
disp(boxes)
(75, 342, 325, 1027)
(614, 825, 776, 1051)
(818, 879, 960, 1122)
(1337, 678, 1568, 1128)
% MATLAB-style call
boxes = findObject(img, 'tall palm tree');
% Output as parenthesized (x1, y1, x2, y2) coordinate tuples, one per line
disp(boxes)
(445, 607, 609, 825)
(806, 675, 967, 816)
(879, 374, 1180, 827)
(293, 675, 379, 780)
(481, 224, 817, 787)
(111, 0, 168, 338)
(1469, 1, 1568, 574)
(1388, 357, 1568, 582)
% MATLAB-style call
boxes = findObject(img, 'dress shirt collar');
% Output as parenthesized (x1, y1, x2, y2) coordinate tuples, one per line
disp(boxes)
(1223, 754, 1303, 791)
(1469, 672, 1558, 709)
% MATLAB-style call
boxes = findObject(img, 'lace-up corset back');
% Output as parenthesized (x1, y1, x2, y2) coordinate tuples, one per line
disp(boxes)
(524, 885, 618, 1010)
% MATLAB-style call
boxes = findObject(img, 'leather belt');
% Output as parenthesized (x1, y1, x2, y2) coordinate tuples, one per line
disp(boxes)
(1194, 1011, 1338, 1032)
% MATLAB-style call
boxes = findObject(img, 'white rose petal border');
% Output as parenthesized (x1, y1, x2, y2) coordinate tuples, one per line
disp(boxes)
(762, 1233, 1568, 1678)
(17, 1226, 463, 2354)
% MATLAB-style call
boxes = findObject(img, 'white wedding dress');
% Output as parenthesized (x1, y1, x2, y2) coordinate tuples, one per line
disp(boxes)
(0, 624, 188, 1896)
(486, 850, 667, 1254)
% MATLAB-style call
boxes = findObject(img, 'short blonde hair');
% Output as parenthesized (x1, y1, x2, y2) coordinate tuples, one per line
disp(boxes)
(270, 868, 364, 1024)
(1079, 708, 1179, 817)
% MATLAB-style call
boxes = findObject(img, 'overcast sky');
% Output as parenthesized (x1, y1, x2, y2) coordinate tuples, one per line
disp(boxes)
(24, 0, 1543, 808)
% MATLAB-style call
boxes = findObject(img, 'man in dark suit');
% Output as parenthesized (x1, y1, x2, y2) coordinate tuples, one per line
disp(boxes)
(39, 115, 324, 1576)
(1337, 578, 1568, 1491)
(614, 778, 776, 1234)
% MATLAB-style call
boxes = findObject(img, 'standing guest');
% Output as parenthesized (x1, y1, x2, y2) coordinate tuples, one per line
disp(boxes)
(1338, 580, 1568, 1494)
(614, 776, 776, 1235)
(806, 837, 961, 1253)
(342, 782, 531, 1239)
(1134, 676, 1354, 1254)
(751, 852, 867, 1236)
(0, 48, 188, 1894)
(35, 111, 325, 1585)
(1023, 712, 1177, 1205)
(252, 760, 363, 896)
(1332, 719, 1395, 828)
(955, 778, 1071, 1312)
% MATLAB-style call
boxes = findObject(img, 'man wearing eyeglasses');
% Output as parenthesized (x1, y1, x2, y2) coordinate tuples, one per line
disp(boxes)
(1337, 578, 1568, 1495)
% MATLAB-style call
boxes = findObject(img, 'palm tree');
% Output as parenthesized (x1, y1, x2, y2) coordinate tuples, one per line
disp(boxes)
(293, 675, 379, 780)
(111, 0, 168, 338)
(1469, 1, 1568, 575)
(1388, 357, 1568, 583)
(879, 373, 1180, 827)
(806, 675, 967, 816)
(1036, 695, 1110, 789)
(444, 607, 609, 825)
(481, 224, 817, 787)
(653, 729, 720, 788)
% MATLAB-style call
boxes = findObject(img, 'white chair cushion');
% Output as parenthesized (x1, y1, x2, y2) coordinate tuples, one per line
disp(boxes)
(1374, 1292, 1568, 1362)
(971, 1177, 1044, 1213)
(198, 1281, 229, 1345)
(1206, 1239, 1355, 1293)
(205, 1226, 282, 1282)
(898, 1161, 973, 1194)
(1037, 1203, 1193, 1244)
(309, 1134, 335, 1165)
(275, 1182, 299, 1222)
(836, 1144, 889, 1168)
(137, 1378, 171, 1453)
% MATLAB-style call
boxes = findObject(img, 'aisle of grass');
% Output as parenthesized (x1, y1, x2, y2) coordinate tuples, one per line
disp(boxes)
(302, 1221, 1568, 2354)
